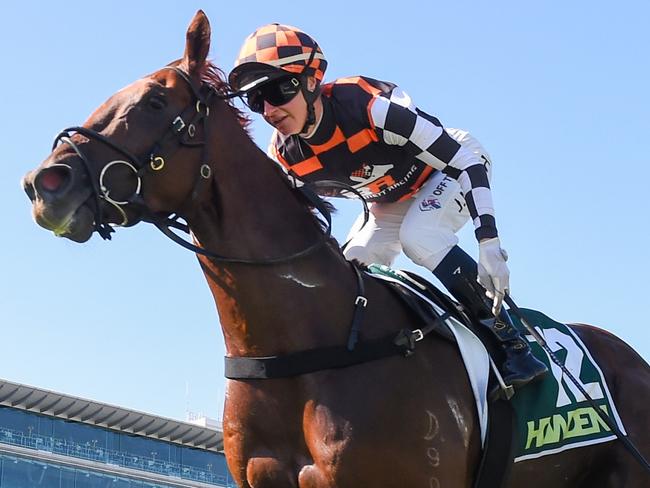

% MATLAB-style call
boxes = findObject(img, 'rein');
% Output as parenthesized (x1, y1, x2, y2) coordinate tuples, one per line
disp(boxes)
(149, 186, 334, 264)
(154, 179, 370, 264)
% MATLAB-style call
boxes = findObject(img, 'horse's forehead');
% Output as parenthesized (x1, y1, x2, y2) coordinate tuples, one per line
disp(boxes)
(116, 77, 152, 97)
(107, 78, 153, 109)
(88, 70, 188, 120)
(84, 78, 154, 126)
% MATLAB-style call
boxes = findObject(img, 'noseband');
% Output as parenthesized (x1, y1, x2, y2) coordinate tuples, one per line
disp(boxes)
(51, 67, 342, 264)
(53, 67, 218, 239)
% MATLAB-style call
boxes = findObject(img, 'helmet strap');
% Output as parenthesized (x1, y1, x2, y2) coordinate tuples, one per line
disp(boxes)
(298, 46, 320, 135)
(300, 82, 320, 135)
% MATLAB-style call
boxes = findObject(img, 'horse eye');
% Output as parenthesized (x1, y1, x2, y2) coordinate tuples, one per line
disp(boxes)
(148, 95, 167, 110)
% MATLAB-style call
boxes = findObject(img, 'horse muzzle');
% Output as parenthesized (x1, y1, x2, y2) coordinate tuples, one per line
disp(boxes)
(22, 163, 95, 242)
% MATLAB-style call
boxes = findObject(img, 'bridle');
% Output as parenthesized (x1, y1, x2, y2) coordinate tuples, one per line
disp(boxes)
(52, 67, 217, 239)
(51, 66, 361, 265)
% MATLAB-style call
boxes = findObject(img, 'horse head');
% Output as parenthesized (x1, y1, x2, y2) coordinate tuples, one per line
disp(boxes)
(22, 10, 247, 243)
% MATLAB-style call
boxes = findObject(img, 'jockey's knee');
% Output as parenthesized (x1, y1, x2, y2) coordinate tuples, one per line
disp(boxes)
(399, 226, 459, 271)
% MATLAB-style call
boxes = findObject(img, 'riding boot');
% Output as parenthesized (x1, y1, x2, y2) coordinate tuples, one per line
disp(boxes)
(432, 246, 548, 389)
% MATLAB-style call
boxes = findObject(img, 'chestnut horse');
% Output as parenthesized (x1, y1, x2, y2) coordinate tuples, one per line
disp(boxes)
(22, 11, 650, 488)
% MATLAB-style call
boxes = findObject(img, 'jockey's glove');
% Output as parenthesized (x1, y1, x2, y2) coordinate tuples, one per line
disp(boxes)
(478, 237, 510, 316)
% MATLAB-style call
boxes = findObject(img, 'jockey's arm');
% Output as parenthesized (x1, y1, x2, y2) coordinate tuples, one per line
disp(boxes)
(368, 86, 497, 242)
(369, 85, 509, 311)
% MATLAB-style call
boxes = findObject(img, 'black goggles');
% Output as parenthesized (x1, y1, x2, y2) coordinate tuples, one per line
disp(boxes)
(245, 76, 302, 114)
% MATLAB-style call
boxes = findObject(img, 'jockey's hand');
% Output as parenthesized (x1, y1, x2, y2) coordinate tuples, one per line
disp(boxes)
(478, 237, 510, 316)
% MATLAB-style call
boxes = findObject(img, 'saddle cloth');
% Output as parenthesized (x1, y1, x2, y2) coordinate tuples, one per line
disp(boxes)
(509, 309, 626, 461)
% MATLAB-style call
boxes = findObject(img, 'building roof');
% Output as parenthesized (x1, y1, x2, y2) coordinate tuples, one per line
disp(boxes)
(0, 378, 223, 451)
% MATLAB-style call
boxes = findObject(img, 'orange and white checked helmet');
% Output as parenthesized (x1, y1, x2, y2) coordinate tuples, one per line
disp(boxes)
(229, 23, 327, 92)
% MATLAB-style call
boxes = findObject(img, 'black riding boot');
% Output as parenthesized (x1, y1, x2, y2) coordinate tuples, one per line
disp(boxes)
(433, 246, 548, 389)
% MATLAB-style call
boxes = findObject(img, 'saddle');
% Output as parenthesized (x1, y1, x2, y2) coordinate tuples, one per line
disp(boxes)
(365, 264, 504, 362)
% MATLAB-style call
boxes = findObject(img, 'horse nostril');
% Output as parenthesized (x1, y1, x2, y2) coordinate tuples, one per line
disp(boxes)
(34, 165, 72, 195)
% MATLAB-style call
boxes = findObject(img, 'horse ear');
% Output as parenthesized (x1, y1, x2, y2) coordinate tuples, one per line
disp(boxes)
(183, 10, 211, 77)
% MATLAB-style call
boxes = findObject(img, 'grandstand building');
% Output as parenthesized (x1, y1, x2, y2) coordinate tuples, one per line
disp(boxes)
(0, 378, 235, 487)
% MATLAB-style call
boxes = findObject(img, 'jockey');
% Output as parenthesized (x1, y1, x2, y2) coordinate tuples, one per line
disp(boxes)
(228, 24, 547, 389)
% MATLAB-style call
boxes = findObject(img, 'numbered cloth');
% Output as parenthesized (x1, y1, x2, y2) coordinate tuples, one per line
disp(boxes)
(510, 309, 626, 461)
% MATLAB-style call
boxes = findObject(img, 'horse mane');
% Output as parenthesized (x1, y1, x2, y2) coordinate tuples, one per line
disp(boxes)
(299, 192, 339, 243)
(264, 162, 338, 236)
(201, 60, 252, 133)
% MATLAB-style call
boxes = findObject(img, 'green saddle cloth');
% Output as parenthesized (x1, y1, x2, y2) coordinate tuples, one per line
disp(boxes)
(509, 309, 626, 461)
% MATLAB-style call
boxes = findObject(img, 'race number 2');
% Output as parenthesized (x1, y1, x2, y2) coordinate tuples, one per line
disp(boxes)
(530, 328, 605, 408)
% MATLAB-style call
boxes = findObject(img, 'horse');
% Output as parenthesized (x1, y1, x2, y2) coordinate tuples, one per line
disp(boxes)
(22, 10, 650, 487)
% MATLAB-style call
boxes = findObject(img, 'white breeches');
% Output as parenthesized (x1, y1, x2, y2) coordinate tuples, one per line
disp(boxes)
(343, 129, 492, 271)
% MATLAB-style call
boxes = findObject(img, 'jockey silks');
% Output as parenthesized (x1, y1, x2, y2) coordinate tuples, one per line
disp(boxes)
(268, 76, 498, 241)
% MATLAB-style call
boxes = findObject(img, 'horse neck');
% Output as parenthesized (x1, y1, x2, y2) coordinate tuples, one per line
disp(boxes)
(186, 103, 355, 357)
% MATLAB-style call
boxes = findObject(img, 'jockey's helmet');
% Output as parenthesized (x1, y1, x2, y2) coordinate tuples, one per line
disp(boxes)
(228, 24, 327, 93)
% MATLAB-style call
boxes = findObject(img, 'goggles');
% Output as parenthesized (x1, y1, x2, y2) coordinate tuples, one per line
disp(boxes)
(246, 76, 302, 114)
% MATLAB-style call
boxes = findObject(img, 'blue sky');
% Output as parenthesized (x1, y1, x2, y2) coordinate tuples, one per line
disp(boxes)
(1, 1, 648, 423)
